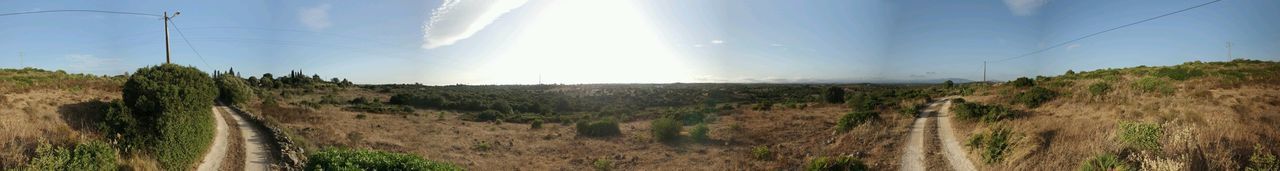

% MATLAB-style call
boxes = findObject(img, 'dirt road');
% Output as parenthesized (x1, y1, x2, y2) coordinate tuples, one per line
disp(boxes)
(219, 105, 275, 171)
(197, 107, 230, 170)
(899, 98, 975, 171)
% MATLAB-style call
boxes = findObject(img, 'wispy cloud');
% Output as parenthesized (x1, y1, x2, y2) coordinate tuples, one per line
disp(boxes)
(65, 54, 123, 74)
(1003, 0, 1049, 16)
(300, 4, 333, 30)
(422, 0, 529, 49)
(710, 40, 724, 44)
(1066, 44, 1081, 50)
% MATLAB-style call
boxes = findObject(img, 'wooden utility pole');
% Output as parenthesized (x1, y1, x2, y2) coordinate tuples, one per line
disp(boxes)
(1227, 42, 1232, 59)
(982, 61, 987, 83)
(163, 11, 180, 64)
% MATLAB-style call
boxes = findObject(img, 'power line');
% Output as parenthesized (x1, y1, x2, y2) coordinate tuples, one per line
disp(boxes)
(167, 19, 212, 69)
(991, 0, 1223, 63)
(0, 9, 160, 18)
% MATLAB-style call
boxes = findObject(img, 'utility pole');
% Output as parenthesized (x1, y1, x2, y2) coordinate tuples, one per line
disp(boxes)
(1227, 42, 1232, 59)
(982, 61, 987, 83)
(163, 11, 180, 64)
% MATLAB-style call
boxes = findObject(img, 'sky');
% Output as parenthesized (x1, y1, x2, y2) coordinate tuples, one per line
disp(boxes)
(1, 0, 1277, 84)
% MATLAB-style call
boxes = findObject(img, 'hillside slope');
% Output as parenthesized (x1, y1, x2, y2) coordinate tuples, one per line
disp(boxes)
(955, 59, 1280, 170)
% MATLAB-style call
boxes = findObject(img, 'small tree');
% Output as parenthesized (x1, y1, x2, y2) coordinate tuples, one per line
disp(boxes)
(1010, 77, 1035, 87)
(690, 123, 710, 143)
(824, 86, 845, 104)
(943, 80, 955, 89)
(651, 118, 681, 142)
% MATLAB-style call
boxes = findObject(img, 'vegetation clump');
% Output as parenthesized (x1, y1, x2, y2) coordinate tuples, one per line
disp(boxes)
(1010, 77, 1035, 87)
(966, 126, 1013, 164)
(1012, 86, 1057, 108)
(824, 86, 845, 104)
(214, 71, 254, 105)
(836, 111, 878, 132)
(804, 156, 868, 171)
(690, 123, 710, 143)
(119, 64, 218, 170)
(1088, 82, 1112, 96)
(530, 119, 544, 129)
(23, 141, 118, 171)
(1249, 145, 1280, 171)
(1152, 67, 1204, 81)
(1134, 76, 1175, 95)
(752, 146, 772, 160)
(1078, 153, 1133, 171)
(650, 118, 682, 142)
(305, 148, 462, 171)
(951, 102, 1014, 123)
(845, 93, 881, 112)
(576, 119, 622, 137)
(1117, 121, 1162, 151)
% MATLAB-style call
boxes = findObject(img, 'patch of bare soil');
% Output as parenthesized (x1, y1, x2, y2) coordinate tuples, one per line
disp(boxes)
(259, 103, 914, 170)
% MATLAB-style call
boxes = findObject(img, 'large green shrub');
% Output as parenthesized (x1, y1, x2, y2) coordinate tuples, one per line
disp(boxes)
(215, 74, 254, 105)
(576, 119, 622, 137)
(99, 99, 147, 152)
(1013, 87, 1057, 108)
(1117, 121, 1162, 151)
(1010, 77, 1035, 87)
(1152, 67, 1204, 81)
(824, 86, 845, 104)
(1088, 82, 1112, 96)
(122, 64, 217, 170)
(1134, 76, 1174, 95)
(951, 102, 1014, 123)
(1078, 153, 1133, 171)
(845, 94, 880, 112)
(24, 141, 118, 171)
(804, 156, 868, 171)
(836, 111, 878, 132)
(650, 118, 682, 142)
(305, 148, 462, 171)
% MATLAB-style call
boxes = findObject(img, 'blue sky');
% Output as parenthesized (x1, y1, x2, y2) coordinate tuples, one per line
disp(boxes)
(1, 0, 1276, 84)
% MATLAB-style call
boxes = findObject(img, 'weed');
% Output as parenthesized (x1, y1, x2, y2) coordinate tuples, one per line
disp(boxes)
(969, 126, 1013, 164)
(24, 141, 118, 171)
(690, 123, 710, 143)
(473, 141, 491, 151)
(355, 113, 367, 119)
(1248, 145, 1279, 171)
(1134, 77, 1175, 95)
(305, 148, 462, 170)
(804, 156, 868, 171)
(951, 102, 1014, 123)
(531, 119, 544, 129)
(752, 146, 772, 160)
(1152, 67, 1204, 81)
(1117, 121, 1162, 151)
(1078, 153, 1133, 171)
(1010, 77, 1035, 87)
(836, 111, 878, 133)
(593, 158, 612, 171)
(651, 118, 682, 142)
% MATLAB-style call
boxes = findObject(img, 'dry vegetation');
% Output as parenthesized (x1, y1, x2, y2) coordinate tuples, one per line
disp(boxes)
(956, 59, 1280, 170)
(0, 68, 122, 168)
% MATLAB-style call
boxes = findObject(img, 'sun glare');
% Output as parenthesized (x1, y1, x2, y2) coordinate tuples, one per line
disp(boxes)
(468, 0, 697, 84)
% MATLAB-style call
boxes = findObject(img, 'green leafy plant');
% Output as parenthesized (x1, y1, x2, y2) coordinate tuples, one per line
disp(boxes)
(650, 118, 682, 142)
(593, 158, 612, 171)
(1013, 87, 1057, 108)
(969, 126, 1013, 164)
(824, 86, 846, 104)
(24, 141, 118, 171)
(122, 64, 217, 170)
(1134, 76, 1175, 95)
(1117, 121, 1162, 151)
(305, 148, 462, 171)
(1010, 77, 1035, 87)
(951, 102, 1015, 123)
(804, 156, 868, 171)
(752, 146, 772, 160)
(214, 73, 254, 105)
(1078, 153, 1133, 171)
(1088, 82, 1112, 96)
(531, 119, 544, 129)
(690, 123, 710, 143)
(836, 111, 878, 132)
(1249, 145, 1280, 171)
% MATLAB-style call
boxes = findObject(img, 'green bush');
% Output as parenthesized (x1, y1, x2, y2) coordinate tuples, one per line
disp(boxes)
(1013, 87, 1057, 108)
(690, 123, 710, 143)
(1117, 121, 1162, 151)
(593, 158, 612, 171)
(1079, 153, 1133, 171)
(24, 141, 118, 171)
(1134, 76, 1175, 95)
(968, 126, 1013, 164)
(345, 103, 414, 114)
(100, 99, 146, 152)
(650, 118, 682, 142)
(122, 64, 217, 170)
(845, 94, 880, 112)
(215, 74, 254, 105)
(531, 119, 544, 129)
(472, 110, 502, 122)
(305, 148, 462, 171)
(1010, 77, 1035, 87)
(804, 156, 868, 171)
(944, 80, 955, 89)
(951, 102, 1014, 123)
(824, 86, 845, 104)
(1249, 145, 1280, 171)
(1152, 67, 1204, 81)
(576, 119, 622, 137)
(1088, 82, 1112, 96)
(898, 103, 922, 117)
(752, 146, 772, 160)
(836, 111, 878, 132)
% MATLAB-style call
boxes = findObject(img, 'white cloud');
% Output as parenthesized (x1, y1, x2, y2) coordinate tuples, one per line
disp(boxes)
(300, 4, 333, 30)
(423, 0, 529, 49)
(65, 54, 123, 74)
(1003, 0, 1049, 16)
(769, 43, 784, 47)
(710, 40, 724, 44)
(1066, 44, 1081, 50)
(693, 44, 705, 48)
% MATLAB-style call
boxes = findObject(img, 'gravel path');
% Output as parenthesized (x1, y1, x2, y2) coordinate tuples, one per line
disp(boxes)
(219, 105, 274, 171)
(196, 107, 230, 170)
(936, 100, 976, 171)
(900, 98, 976, 171)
